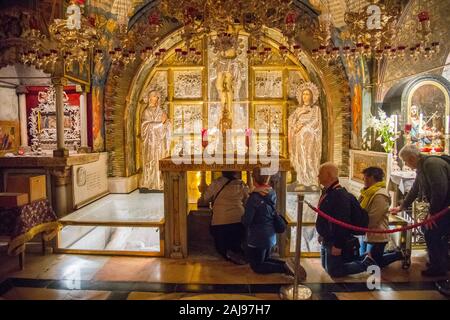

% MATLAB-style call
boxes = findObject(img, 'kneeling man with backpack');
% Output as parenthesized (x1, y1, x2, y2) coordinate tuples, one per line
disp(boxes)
(315, 162, 373, 277)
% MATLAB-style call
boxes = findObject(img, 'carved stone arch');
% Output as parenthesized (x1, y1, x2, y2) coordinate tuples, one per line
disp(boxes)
(104, 3, 352, 177)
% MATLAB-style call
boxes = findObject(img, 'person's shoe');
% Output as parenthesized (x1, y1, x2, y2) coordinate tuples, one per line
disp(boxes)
(399, 248, 411, 269)
(421, 268, 447, 277)
(284, 261, 295, 277)
(435, 280, 450, 297)
(225, 250, 247, 265)
(284, 258, 307, 280)
(361, 255, 377, 268)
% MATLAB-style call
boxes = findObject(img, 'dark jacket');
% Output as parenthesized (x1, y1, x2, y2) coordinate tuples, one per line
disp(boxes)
(315, 180, 352, 249)
(403, 155, 450, 214)
(241, 186, 277, 248)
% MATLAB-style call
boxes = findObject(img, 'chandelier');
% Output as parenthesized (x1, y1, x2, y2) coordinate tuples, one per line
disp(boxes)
(174, 46, 202, 64)
(21, 0, 101, 73)
(158, 0, 301, 57)
(312, 0, 440, 64)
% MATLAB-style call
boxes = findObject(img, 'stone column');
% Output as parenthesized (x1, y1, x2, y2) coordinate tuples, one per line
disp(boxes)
(16, 85, 28, 147)
(53, 77, 69, 157)
(50, 167, 73, 217)
(79, 89, 90, 152)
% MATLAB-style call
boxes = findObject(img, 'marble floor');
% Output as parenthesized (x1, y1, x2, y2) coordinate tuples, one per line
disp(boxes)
(0, 249, 448, 300)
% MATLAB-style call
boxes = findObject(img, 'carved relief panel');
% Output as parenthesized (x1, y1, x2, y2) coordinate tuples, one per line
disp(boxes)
(173, 104, 203, 134)
(254, 70, 283, 99)
(173, 70, 203, 99)
(254, 104, 283, 133)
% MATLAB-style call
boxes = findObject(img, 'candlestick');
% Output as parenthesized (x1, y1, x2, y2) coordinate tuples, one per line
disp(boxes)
(446, 115, 449, 135)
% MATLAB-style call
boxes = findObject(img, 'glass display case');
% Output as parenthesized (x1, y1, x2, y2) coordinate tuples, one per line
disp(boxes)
(285, 191, 321, 257)
(57, 192, 165, 256)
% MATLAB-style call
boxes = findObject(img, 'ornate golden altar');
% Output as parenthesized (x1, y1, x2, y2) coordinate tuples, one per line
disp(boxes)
(159, 154, 292, 258)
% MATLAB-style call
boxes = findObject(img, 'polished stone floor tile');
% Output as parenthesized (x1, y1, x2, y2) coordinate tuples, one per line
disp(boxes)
(189, 261, 250, 284)
(0, 287, 111, 300)
(338, 290, 448, 300)
(251, 293, 282, 300)
(176, 283, 251, 294)
(93, 256, 153, 282)
(248, 284, 283, 294)
(312, 292, 339, 300)
(107, 291, 131, 300)
(38, 254, 109, 281)
(376, 290, 449, 300)
(127, 292, 193, 300)
(334, 291, 377, 300)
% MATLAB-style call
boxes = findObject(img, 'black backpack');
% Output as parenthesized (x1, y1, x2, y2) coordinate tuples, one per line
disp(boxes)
(343, 189, 369, 236)
(435, 154, 450, 165)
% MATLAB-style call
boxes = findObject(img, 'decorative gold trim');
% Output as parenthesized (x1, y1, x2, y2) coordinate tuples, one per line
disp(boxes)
(7, 222, 60, 256)
(59, 220, 165, 227)
(54, 248, 164, 257)
(56, 224, 164, 256)
(407, 80, 450, 124)
(73, 192, 110, 210)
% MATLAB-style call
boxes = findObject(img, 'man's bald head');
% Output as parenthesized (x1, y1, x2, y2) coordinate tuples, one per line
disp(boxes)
(318, 162, 339, 187)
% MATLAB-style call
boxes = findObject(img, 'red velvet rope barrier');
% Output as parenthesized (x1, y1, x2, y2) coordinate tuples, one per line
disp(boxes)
(304, 201, 450, 234)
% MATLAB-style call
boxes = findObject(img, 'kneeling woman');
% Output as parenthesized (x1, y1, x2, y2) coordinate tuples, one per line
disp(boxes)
(241, 167, 293, 275)
(359, 166, 405, 267)
(198, 171, 248, 263)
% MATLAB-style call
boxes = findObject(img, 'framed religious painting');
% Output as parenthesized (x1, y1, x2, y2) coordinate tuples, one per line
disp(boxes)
(0, 120, 20, 155)
(172, 103, 203, 135)
(403, 77, 450, 154)
(173, 69, 203, 99)
(349, 150, 392, 186)
(253, 104, 284, 134)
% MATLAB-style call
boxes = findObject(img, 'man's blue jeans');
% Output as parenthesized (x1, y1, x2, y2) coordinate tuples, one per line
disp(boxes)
(321, 244, 367, 277)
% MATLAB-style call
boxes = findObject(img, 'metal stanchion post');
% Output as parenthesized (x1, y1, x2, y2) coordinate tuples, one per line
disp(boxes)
(280, 193, 312, 300)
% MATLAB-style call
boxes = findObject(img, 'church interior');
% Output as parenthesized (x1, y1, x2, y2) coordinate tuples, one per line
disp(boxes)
(0, 0, 449, 301)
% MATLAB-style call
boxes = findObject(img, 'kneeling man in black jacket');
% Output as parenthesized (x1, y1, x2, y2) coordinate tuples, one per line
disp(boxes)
(316, 162, 373, 277)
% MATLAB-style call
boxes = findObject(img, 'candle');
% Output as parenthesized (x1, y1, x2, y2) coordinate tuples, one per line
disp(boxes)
(245, 128, 252, 147)
(393, 115, 398, 134)
(405, 123, 412, 134)
(446, 115, 450, 135)
(419, 113, 423, 134)
(201, 128, 208, 148)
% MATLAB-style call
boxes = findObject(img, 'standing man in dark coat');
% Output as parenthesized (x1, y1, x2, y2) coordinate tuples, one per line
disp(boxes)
(391, 144, 450, 277)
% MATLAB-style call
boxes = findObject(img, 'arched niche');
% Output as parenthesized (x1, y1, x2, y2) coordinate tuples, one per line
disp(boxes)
(122, 27, 334, 179)
(400, 76, 450, 152)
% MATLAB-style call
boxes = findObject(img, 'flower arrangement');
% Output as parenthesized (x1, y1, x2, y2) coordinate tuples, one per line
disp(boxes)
(366, 109, 397, 153)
